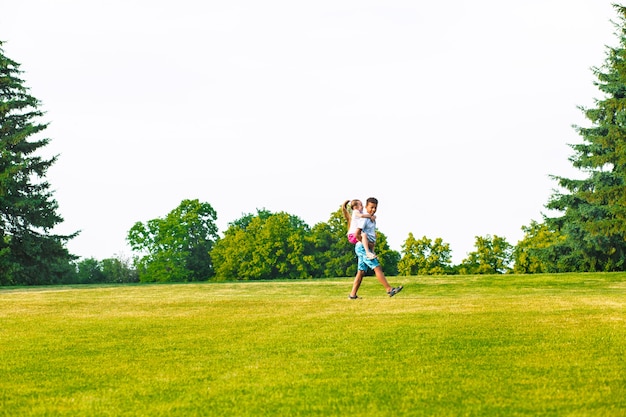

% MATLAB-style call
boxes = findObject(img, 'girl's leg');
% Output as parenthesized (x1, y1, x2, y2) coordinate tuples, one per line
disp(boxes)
(361, 233, 376, 259)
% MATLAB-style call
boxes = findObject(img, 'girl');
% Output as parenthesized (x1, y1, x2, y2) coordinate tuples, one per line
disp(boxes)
(342, 200, 377, 259)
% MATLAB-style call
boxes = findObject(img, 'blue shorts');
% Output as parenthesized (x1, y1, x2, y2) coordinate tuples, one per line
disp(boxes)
(355, 242, 379, 271)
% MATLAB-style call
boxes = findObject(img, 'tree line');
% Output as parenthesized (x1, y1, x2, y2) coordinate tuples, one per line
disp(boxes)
(4, 5, 626, 285)
(120, 198, 518, 282)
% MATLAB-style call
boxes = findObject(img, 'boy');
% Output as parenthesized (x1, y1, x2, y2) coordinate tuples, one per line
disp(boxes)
(349, 197, 403, 299)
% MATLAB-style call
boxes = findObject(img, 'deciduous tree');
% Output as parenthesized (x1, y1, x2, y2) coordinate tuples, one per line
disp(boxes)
(458, 235, 513, 274)
(127, 199, 218, 282)
(307, 206, 400, 278)
(398, 233, 452, 275)
(308, 208, 356, 278)
(513, 221, 567, 273)
(211, 210, 313, 280)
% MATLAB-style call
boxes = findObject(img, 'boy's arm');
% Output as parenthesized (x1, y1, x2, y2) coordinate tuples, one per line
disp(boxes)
(366, 232, 375, 251)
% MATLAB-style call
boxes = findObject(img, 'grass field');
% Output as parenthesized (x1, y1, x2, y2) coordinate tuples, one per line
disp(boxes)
(1, 273, 625, 416)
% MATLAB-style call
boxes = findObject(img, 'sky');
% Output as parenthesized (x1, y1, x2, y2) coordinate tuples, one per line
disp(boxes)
(0, 1, 619, 264)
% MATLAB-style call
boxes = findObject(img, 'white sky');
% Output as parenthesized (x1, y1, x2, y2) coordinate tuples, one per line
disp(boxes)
(0, 1, 618, 264)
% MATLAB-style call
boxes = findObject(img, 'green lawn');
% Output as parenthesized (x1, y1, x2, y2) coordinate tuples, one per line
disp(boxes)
(1, 273, 625, 416)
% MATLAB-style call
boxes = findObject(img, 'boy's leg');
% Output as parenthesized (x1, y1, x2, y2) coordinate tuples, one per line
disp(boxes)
(374, 266, 403, 296)
(350, 243, 368, 299)
(349, 270, 364, 298)
(373, 266, 392, 293)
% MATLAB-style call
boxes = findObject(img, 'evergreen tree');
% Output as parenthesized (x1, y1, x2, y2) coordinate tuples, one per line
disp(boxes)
(0, 41, 75, 285)
(546, 5, 626, 271)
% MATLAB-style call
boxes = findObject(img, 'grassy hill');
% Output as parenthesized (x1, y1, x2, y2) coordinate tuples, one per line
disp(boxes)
(1, 273, 625, 416)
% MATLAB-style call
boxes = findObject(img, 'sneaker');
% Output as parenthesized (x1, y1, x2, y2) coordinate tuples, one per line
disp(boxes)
(348, 294, 360, 300)
(366, 252, 377, 260)
(388, 286, 403, 297)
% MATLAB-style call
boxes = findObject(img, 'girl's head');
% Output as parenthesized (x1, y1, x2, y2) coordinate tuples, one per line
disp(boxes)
(350, 199, 363, 211)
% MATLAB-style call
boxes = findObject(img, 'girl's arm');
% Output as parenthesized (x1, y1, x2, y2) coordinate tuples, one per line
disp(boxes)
(356, 212, 376, 221)
(342, 200, 351, 226)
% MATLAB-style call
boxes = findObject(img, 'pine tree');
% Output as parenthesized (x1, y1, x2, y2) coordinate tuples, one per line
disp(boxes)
(546, 4, 626, 271)
(0, 41, 75, 285)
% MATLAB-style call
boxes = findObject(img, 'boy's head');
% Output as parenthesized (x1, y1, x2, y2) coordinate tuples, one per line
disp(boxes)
(365, 197, 378, 215)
